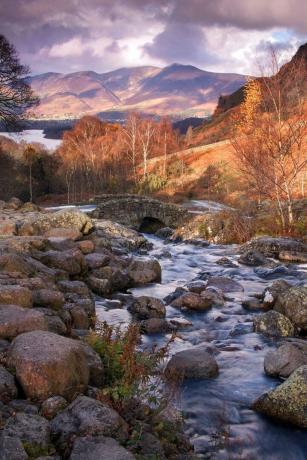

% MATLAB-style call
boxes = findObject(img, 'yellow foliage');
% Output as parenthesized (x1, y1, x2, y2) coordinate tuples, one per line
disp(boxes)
(238, 78, 262, 131)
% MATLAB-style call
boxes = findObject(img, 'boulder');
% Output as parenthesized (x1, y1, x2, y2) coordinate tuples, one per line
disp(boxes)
(274, 286, 307, 331)
(5, 197, 23, 210)
(242, 298, 267, 311)
(0, 366, 18, 401)
(155, 227, 173, 239)
(40, 249, 86, 276)
(69, 436, 135, 460)
(0, 285, 32, 308)
(7, 331, 90, 400)
(65, 304, 89, 329)
(171, 292, 214, 311)
(128, 258, 161, 285)
(86, 276, 111, 296)
(18, 209, 93, 237)
(238, 250, 269, 266)
(0, 435, 27, 460)
(76, 240, 95, 254)
(253, 365, 307, 428)
(36, 308, 67, 336)
(41, 396, 68, 420)
(206, 276, 243, 293)
(85, 253, 110, 270)
(165, 347, 218, 380)
(33, 289, 65, 310)
(262, 280, 291, 308)
(50, 396, 128, 445)
(0, 254, 34, 276)
(215, 257, 237, 267)
(264, 342, 307, 378)
(279, 251, 307, 263)
(0, 305, 47, 339)
(0, 221, 16, 236)
(128, 296, 166, 320)
(253, 311, 295, 337)
(185, 280, 207, 293)
(57, 280, 90, 296)
(80, 343, 104, 387)
(140, 318, 170, 334)
(241, 236, 307, 258)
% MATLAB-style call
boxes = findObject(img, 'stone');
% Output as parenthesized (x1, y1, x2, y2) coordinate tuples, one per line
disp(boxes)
(36, 308, 67, 336)
(253, 311, 295, 337)
(185, 280, 207, 293)
(65, 304, 89, 329)
(9, 400, 39, 415)
(215, 257, 237, 267)
(128, 296, 166, 320)
(0, 285, 32, 308)
(1, 412, 51, 450)
(0, 254, 34, 276)
(18, 209, 94, 237)
(50, 396, 128, 445)
(0, 221, 16, 236)
(40, 249, 86, 276)
(274, 286, 307, 331)
(0, 435, 27, 460)
(41, 396, 68, 420)
(238, 250, 269, 266)
(128, 258, 161, 285)
(165, 347, 218, 379)
(86, 276, 111, 296)
(140, 318, 170, 334)
(7, 331, 90, 401)
(262, 280, 291, 308)
(33, 289, 65, 310)
(242, 298, 266, 311)
(0, 305, 47, 339)
(278, 251, 307, 263)
(206, 276, 243, 293)
(155, 227, 174, 239)
(171, 292, 212, 311)
(44, 228, 82, 240)
(264, 342, 307, 378)
(85, 252, 110, 270)
(241, 236, 307, 258)
(0, 366, 18, 401)
(5, 197, 23, 210)
(57, 280, 90, 296)
(69, 436, 135, 460)
(253, 365, 307, 428)
(80, 342, 104, 387)
(76, 240, 95, 254)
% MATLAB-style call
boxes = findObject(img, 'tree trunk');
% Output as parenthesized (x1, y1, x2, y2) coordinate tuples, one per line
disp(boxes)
(29, 164, 32, 202)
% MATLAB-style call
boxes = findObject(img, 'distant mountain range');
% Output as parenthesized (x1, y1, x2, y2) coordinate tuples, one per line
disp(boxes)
(28, 64, 247, 119)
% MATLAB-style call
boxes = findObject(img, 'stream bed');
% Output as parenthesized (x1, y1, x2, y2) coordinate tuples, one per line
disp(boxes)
(96, 234, 307, 459)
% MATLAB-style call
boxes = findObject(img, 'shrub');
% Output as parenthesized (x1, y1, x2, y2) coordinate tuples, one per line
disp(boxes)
(136, 174, 167, 194)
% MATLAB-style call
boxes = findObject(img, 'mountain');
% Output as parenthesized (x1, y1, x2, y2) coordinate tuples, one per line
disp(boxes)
(28, 65, 247, 119)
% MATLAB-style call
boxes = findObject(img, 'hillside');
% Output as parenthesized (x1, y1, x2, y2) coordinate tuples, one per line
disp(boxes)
(28, 65, 247, 118)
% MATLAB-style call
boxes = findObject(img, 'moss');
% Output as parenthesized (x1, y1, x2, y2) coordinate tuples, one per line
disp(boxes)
(22, 442, 55, 459)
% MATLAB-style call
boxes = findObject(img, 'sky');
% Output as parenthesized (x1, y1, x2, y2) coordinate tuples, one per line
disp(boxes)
(0, 0, 306, 76)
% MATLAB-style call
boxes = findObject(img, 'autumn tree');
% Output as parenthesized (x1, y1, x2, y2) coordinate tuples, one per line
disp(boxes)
(232, 47, 307, 230)
(22, 144, 42, 202)
(0, 35, 38, 129)
(156, 117, 179, 176)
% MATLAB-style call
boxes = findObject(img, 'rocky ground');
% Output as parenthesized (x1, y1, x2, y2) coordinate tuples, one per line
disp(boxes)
(0, 197, 306, 459)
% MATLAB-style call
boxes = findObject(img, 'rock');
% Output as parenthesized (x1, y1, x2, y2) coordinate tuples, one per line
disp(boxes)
(279, 250, 307, 263)
(5, 197, 23, 210)
(20, 202, 40, 212)
(165, 347, 218, 379)
(0, 366, 18, 401)
(140, 318, 170, 334)
(171, 291, 215, 311)
(186, 280, 207, 293)
(216, 257, 237, 267)
(242, 298, 266, 311)
(9, 400, 39, 415)
(262, 280, 291, 308)
(69, 436, 135, 460)
(0, 435, 27, 460)
(94, 266, 130, 291)
(44, 228, 82, 241)
(33, 289, 65, 310)
(1, 412, 51, 451)
(41, 396, 68, 420)
(36, 308, 67, 336)
(18, 209, 93, 237)
(206, 276, 243, 293)
(241, 236, 307, 258)
(80, 342, 104, 387)
(128, 258, 161, 285)
(0, 221, 16, 236)
(86, 276, 111, 296)
(0, 253, 34, 276)
(155, 227, 174, 239)
(93, 219, 149, 251)
(168, 318, 192, 329)
(238, 250, 269, 266)
(274, 286, 307, 331)
(264, 342, 307, 378)
(0, 305, 47, 339)
(76, 240, 95, 254)
(253, 365, 307, 428)
(253, 311, 295, 337)
(57, 280, 90, 296)
(0, 285, 32, 308)
(164, 287, 187, 304)
(85, 252, 110, 270)
(65, 304, 89, 329)
(128, 296, 166, 320)
(7, 331, 90, 401)
(50, 396, 128, 445)
(40, 249, 86, 276)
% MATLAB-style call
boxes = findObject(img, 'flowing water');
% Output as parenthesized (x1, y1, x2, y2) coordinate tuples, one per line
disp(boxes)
(96, 234, 307, 460)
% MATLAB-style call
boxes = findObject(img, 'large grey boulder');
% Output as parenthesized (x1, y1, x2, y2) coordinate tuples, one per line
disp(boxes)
(18, 209, 93, 237)
(128, 258, 161, 285)
(69, 436, 136, 460)
(274, 286, 307, 331)
(0, 366, 18, 401)
(39, 249, 86, 276)
(0, 305, 47, 339)
(7, 331, 90, 401)
(261, 280, 291, 308)
(264, 342, 307, 378)
(253, 365, 307, 428)
(50, 396, 128, 445)
(0, 285, 32, 308)
(240, 236, 307, 258)
(253, 310, 295, 337)
(165, 347, 219, 379)
(128, 296, 166, 320)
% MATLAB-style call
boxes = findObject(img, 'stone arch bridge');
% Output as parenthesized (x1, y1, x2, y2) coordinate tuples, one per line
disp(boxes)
(91, 194, 188, 231)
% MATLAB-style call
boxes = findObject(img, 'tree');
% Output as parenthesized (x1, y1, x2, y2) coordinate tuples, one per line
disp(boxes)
(121, 113, 140, 184)
(231, 47, 307, 230)
(22, 144, 40, 202)
(0, 35, 38, 129)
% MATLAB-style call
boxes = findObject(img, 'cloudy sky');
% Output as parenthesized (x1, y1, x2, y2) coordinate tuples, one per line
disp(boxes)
(1, 0, 306, 76)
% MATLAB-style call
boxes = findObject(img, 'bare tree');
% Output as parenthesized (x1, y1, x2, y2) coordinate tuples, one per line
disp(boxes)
(0, 35, 38, 129)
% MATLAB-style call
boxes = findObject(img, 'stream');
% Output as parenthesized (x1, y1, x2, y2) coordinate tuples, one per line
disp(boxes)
(96, 233, 307, 460)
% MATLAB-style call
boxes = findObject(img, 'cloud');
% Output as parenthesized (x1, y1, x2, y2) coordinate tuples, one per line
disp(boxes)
(0, 0, 306, 74)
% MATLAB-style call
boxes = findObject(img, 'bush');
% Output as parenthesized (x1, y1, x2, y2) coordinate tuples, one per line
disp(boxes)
(136, 174, 167, 194)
